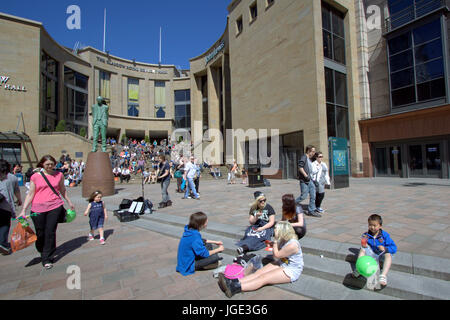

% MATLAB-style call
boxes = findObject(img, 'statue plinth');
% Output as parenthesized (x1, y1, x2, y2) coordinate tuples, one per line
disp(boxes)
(82, 152, 115, 198)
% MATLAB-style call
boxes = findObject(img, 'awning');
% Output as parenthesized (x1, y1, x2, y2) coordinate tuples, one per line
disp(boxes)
(0, 131, 32, 142)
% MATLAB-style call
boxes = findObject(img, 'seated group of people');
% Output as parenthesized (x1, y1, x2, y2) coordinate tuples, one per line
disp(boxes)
(176, 190, 397, 298)
(176, 190, 307, 298)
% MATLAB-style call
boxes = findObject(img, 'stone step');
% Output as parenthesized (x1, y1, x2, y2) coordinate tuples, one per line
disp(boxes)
(137, 211, 450, 282)
(125, 216, 450, 300)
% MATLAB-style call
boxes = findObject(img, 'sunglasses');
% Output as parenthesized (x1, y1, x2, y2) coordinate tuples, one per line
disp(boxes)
(318, 156, 323, 158)
(259, 199, 266, 203)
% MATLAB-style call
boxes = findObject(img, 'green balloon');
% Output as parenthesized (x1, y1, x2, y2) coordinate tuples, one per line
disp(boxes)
(66, 209, 76, 223)
(356, 256, 378, 277)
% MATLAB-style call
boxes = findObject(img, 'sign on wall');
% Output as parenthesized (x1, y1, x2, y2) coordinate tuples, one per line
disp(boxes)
(0, 76, 27, 92)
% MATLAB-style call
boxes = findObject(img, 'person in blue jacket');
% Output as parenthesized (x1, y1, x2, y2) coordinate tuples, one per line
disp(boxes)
(354, 214, 397, 286)
(176, 212, 224, 276)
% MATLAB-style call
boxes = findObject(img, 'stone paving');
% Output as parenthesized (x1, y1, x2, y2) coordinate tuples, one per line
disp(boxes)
(0, 175, 449, 300)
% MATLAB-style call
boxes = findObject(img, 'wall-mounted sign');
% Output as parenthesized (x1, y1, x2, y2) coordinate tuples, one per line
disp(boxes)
(96, 57, 168, 74)
(205, 41, 225, 64)
(1, 76, 27, 92)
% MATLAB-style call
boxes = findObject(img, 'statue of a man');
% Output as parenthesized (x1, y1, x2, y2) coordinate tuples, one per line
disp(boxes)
(91, 96, 109, 152)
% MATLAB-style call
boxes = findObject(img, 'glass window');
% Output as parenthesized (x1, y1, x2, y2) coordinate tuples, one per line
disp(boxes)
(332, 10, 345, 37)
(388, 18, 445, 108)
(336, 106, 349, 140)
(389, 50, 413, 72)
(334, 70, 348, 106)
(391, 86, 416, 106)
(391, 68, 414, 89)
(415, 58, 444, 83)
(154, 81, 166, 118)
(325, 67, 334, 103)
(426, 143, 441, 175)
(236, 16, 243, 34)
(375, 148, 388, 175)
(322, 5, 331, 31)
(323, 30, 333, 60)
(388, 0, 441, 29)
(128, 78, 139, 117)
(388, 32, 411, 55)
(413, 19, 441, 45)
(326, 104, 336, 138)
(99, 70, 111, 103)
(322, 3, 346, 65)
(414, 39, 442, 64)
(417, 78, 446, 101)
(409, 144, 423, 175)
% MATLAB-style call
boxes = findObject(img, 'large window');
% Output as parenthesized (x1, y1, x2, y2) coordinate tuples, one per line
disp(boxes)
(127, 78, 139, 117)
(201, 75, 209, 134)
(174, 90, 191, 129)
(154, 81, 166, 118)
(64, 67, 89, 135)
(388, 18, 445, 108)
(322, 2, 345, 65)
(99, 70, 111, 104)
(388, 0, 444, 30)
(40, 52, 59, 132)
(325, 68, 349, 140)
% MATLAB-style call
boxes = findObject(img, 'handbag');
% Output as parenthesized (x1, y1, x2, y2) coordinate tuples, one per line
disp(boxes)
(224, 263, 245, 279)
(39, 171, 69, 223)
(10, 223, 37, 253)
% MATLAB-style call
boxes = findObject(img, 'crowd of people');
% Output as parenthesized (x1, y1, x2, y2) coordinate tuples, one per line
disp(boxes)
(0, 142, 397, 298)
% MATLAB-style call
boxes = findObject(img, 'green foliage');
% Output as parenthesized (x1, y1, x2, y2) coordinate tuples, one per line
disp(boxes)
(55, 120, 66, 132)
(80, 127, 86, 138)
(121, 133, 128, 144)
(145, 135, 150, 143)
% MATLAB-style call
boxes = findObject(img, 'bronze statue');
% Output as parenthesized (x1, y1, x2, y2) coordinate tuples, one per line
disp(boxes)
(91, 96, 109, 152)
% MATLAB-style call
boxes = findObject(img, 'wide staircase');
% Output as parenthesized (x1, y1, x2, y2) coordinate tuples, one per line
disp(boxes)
(126, 210, 450, 300)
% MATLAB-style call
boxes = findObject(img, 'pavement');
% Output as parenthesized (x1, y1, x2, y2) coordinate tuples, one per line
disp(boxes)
(0, 175, 449, 300)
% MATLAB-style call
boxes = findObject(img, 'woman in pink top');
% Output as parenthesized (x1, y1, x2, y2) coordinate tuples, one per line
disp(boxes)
(19, 155, 75, 269)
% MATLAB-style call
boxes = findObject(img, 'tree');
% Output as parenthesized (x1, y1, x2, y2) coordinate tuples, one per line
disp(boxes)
(55, 120, 66, 132)
(80, 127, 86, 138)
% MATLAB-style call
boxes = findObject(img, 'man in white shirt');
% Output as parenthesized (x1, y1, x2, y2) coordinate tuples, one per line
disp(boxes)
(183, 157, 200, 200)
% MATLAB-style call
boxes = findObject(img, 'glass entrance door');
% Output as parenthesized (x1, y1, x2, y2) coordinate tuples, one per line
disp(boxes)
(408, 143, 442, 177)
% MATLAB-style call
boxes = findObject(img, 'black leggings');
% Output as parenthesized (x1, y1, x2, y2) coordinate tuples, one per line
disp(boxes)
(31, 206, 63, 265)
(195, 242, 220, 270)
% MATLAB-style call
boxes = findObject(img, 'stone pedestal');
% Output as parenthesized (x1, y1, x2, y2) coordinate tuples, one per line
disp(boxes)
(82, 152, 114, 198)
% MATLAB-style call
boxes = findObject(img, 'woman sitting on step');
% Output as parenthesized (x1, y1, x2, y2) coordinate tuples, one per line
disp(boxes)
(218, 221, 304, 298)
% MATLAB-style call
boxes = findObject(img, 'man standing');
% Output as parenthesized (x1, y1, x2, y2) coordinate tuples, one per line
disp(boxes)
(183, 156, 200, 200)
(158, 155, 172, 208)
(91, 96, 109, 152)
(0, 160, 22, 255)
(295, 145, 320, 217)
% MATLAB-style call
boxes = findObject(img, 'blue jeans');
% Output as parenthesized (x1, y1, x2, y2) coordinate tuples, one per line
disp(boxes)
(295, 180, 316, 213)
(185, 178, 199, 199)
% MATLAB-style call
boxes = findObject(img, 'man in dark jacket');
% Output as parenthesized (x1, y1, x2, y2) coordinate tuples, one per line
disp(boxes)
(295, 145, 320, 217)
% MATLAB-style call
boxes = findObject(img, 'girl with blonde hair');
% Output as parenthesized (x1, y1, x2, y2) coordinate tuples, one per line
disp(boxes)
(219, 221, 304, 298)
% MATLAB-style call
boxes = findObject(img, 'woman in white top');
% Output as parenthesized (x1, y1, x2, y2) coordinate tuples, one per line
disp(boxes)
(218, 221, 304, 298)
(311, 151, 331, 213)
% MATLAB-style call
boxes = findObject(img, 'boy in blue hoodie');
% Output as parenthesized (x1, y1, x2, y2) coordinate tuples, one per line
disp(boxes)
(176, 212, 224, 276)
(353, 214, 397, 286)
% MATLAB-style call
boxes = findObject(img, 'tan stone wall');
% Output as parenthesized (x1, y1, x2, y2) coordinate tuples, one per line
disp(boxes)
(0, 15, 41, 138)
(34, 132, 93, 163)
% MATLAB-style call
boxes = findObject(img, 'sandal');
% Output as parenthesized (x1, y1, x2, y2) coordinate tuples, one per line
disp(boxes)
(379, 274, 387, 286)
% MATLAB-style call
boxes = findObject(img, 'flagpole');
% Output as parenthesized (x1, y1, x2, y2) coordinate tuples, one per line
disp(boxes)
(159, 27, 162, 65)
(103, 8, 107, 52)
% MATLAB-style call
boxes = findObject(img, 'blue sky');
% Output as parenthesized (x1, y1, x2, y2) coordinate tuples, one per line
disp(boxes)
(0, 0, 231, 69)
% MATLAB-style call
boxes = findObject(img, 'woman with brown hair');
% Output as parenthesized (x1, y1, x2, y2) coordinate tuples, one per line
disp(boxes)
(18, 155, 75, 269)
(281, 194, 307, 240)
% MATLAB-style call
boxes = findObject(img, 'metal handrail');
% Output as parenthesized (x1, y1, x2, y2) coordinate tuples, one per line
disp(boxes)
(384, 0, 446, 33)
